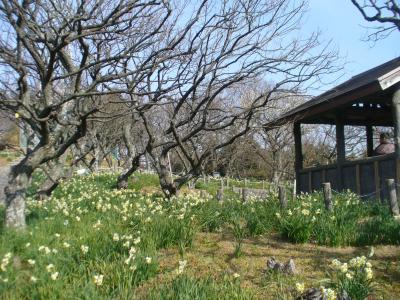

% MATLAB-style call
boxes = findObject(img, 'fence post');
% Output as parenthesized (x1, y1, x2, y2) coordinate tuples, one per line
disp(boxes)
(244, 178, 247, 187)
(220, 178, 224, 190)
(279, 186, 287, 209)
(242, 188, 248, 202)
(322, 182, 333, 212)
(386, 179, 400, 217)
(262, 180, 265, 189)
(216, 188, 224, 201)
(292, 179, 297, 200)
(200, 190, 207, 199)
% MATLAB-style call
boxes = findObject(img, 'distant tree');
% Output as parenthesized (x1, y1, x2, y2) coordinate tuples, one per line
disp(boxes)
(351, 0, 400, 40)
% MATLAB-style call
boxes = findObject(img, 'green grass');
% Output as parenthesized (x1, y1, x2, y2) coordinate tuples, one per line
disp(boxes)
(149, 275, 254, 300)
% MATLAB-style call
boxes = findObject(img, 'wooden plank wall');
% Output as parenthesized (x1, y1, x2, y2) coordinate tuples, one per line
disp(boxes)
(298, 156, 398, 201)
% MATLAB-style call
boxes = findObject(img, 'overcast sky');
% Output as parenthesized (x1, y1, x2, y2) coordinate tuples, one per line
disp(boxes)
(304, 0, 399, 92)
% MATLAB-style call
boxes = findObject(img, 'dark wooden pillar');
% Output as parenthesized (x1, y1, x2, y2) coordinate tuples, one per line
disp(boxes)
(336, 118, 345, 190)
(393, 87, 400, 159)
(366, 125, 374, 157)
(293, 122, 303, 192)
(336, 119, 345, 163)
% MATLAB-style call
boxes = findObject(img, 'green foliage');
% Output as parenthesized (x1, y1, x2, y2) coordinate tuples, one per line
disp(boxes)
(0, 173, 397, 299)
(227, 214, 247, 258)
(276, 192, 386, 247)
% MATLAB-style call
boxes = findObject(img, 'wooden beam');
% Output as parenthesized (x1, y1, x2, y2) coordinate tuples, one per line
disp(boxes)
(266, 82, 382, 128)
(392, 86, 400, 159)
(336, 117, 345, 190)
(301, 119, 392, 127)
(366, 125, 374, 157)
(294, 122, 303, 194)
(294, 122, 303, 171)
(336, 118, 346, 163)
(355, 164, 361, 194)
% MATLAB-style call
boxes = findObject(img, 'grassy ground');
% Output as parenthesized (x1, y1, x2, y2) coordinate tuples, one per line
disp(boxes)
(137, 233, 400, 299)
(0, 172, 399, 299)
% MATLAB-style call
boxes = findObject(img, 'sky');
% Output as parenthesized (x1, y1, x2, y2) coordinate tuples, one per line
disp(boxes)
(303, 0, 399, 93)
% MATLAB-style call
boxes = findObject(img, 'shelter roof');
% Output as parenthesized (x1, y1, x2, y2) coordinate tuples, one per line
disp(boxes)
(265, 57, 400, 128)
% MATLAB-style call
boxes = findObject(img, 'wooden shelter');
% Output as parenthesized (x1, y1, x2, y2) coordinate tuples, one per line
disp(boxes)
(265, 57, 400, 200)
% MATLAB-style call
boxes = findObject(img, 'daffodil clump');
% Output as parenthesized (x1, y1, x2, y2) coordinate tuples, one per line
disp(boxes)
(275, 191, 368, 245)
(295, 256, 374, 299)
(329, 256, 374, 299)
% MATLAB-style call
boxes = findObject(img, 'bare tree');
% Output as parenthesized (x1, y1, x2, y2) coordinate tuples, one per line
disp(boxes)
(131, 0, 340, 196)
(0, 0, 179, 228)
(351, 0, 400, 40)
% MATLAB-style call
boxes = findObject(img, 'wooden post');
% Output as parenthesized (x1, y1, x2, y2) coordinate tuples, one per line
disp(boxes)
(278, 186, 287, 209)
(396, 159, 400, 200)
(335, 118, 345, 190)
(355, 164, 361, 194)
(262, 180, 265, 189)
(242, 188, 248, 202)
(392, 87, 400, 159)
(216, 188, 224, 201)
(386, 179, 399, 217)
(292, 179, 297, 200)
(220, 178, 224, 189)
(244, 178, 247, 187)
(366, 125, 374, 157)
(322, 182, 333, 212)
(294, 122, 303, 193)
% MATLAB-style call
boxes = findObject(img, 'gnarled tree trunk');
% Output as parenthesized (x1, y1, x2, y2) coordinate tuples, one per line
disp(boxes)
(116, 155, 140, 189)
(157, 154, 179, 197)
(36, 153, 71, 199)
(116, 124, 142, 189)
(4, 149, 45, 228)
(4, 167, 30, 229)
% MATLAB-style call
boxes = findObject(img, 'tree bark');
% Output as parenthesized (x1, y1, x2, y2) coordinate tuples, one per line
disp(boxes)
(158, 154, 178, 197)
(116, 155, 140, 189)
(4, 151, 43, 228)
(116, 123, 142, 189)
(36, 154, 72, 199)
(4, 167, 30, 229)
